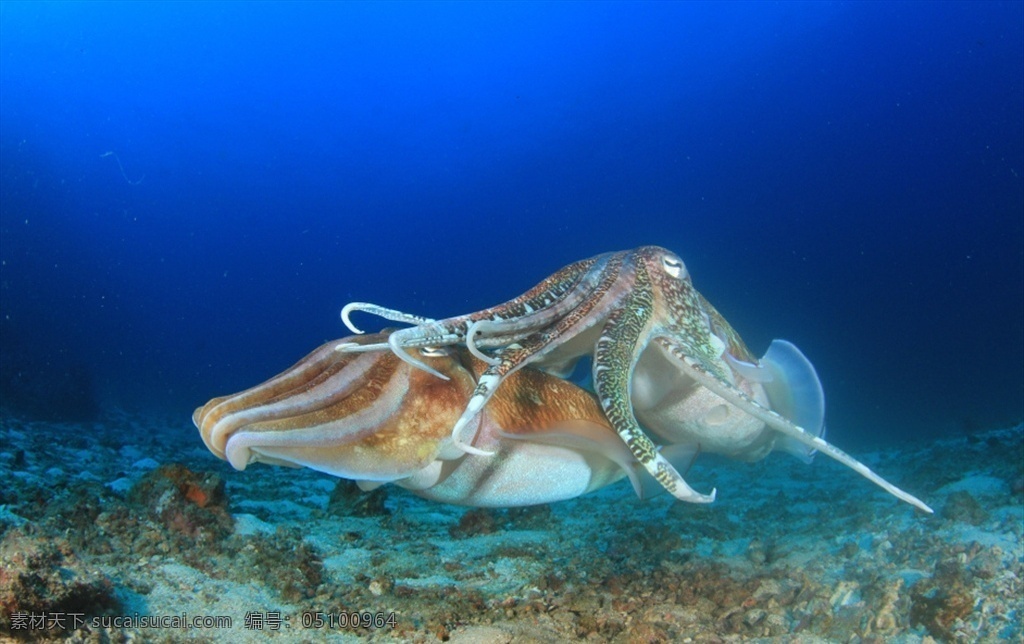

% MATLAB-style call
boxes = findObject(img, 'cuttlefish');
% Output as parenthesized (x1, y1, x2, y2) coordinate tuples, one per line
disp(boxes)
(195, 333, 637, 506)
(338, 246, 933, 513)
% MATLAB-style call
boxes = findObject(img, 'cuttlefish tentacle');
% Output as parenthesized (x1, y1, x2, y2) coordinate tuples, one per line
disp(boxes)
(332, 246, 932, 512)
(448, 254, 629, 454)
(653, 335, 933, 513)
(465, 320, 503, 365)
(337, 255, 607, 377)
(594, 263, 716, 503)
(464, 318, 573, 365)
(388, 256, 605, 376)
(463, 318, 592, 367)
(342, 302, 436, 335)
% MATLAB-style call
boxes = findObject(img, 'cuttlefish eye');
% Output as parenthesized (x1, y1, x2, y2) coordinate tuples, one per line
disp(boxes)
(661, 255, 685, 278)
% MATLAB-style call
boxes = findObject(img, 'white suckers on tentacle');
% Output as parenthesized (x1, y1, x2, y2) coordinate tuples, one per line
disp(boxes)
(339, 246, 933, 513)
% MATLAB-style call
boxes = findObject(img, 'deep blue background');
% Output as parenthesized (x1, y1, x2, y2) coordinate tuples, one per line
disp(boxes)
(1, 1, 1021, 447)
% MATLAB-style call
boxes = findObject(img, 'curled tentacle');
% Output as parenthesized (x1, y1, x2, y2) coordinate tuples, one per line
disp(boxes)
(320, 245, 931, 512)
(466, 320, 501, 365)
(340, 254, 608, 377)
(341, 302, 435, 335)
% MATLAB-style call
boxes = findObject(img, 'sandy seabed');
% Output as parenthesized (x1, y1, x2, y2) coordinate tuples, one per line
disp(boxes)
(0, 411, 1021, 643)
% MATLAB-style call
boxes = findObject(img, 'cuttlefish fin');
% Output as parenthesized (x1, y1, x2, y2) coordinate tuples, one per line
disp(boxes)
(760, 339, 827, 463)
(656, 335, 933, 514)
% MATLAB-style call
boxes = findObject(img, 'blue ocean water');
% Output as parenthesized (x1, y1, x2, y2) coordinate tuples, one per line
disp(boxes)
(1, 1, 1021, 448)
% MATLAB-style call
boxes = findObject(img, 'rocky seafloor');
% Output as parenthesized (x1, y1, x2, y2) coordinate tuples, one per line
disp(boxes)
(0, 411, 1021, 643)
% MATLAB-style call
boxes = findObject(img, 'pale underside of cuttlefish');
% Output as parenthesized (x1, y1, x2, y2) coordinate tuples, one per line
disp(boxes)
(338, 245, 933, 513)
(194, 333, 640, 507)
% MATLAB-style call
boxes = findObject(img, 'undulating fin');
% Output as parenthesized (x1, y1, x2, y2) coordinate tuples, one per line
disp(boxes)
(760, 339, 826, 463)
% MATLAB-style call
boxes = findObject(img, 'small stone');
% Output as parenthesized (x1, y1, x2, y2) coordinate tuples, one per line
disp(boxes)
(105, 477, 133, 494)
(132, 457, 161, 471)
(747, 539, 766, 565)
(744, 608, 766, 626)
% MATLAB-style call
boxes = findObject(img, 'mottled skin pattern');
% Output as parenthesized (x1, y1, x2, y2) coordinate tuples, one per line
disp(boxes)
(593, 270, 665, 486)
(343, 247, 729, 502)
(340, 246, 933, 512)
(341, 256, 605, 376)
(468, 253, 626, 395)
(700, 293, 758, 364)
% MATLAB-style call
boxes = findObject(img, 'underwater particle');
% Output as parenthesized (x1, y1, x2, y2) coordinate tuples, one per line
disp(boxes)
(326, 479, 390, 517)
(99, 150, 145, 185)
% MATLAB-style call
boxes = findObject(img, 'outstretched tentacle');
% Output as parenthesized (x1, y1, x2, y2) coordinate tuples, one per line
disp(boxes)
(653, 335, 933, 513)
(341, 303, 435, 335)
(353, 254, 607, 377)
(593, 271, 717, 504)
